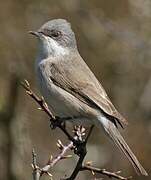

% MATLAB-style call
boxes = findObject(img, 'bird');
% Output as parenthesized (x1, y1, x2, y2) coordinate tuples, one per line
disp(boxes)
(30, 18, 148, 176)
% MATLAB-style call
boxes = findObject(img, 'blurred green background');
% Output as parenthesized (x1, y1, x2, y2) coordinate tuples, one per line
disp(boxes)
(0, 0, 150, 179)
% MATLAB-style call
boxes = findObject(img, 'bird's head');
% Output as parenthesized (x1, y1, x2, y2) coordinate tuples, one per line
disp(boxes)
(30, 19, 77, 58)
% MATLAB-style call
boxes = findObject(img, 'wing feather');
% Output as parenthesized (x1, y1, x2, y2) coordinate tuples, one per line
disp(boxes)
(49, 54, 128, 127)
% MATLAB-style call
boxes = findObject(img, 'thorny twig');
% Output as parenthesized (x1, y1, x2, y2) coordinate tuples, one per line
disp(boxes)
(32, 149, 41, 180)
(65, 126, 94, 180)
(22, 80, 131, 180)
(31, 140, 73, 180)
(81, 165, 131, 180)
(21, 80, 74, 141)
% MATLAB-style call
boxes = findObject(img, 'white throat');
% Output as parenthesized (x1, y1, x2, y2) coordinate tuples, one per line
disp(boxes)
(38, 36, 69, 60)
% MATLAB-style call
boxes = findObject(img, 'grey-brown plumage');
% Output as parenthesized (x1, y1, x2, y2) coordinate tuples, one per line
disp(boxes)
(30, 19, 148, 176)
(48, 52, 127, 127)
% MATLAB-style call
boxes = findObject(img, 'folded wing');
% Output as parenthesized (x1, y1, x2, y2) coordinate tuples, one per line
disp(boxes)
(49, 53, 128, 127)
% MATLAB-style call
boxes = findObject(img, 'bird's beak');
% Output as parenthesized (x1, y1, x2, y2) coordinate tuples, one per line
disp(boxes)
(29, 31, 40, 37)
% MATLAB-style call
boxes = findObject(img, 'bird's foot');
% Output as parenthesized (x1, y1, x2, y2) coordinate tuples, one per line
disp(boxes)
(50, 116, 65, 129)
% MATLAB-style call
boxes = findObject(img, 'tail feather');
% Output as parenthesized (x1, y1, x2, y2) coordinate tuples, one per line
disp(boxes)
(99, 116, 148, 176)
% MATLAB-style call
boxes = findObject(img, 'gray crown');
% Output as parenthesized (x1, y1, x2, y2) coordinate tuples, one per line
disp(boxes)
(38, 19, 77, 48)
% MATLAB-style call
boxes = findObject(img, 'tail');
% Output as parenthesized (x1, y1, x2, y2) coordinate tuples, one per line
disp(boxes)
(99, 116, 148, 176)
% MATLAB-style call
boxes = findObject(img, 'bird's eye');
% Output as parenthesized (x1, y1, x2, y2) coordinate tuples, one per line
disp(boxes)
(41, 29, 62, 38)
(51, 30, 62, 38)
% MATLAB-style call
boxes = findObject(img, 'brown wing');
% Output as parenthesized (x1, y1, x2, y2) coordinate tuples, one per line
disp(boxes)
(49, 53, 128, 127)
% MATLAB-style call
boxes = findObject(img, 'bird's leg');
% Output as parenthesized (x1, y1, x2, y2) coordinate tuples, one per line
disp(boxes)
(50, 116, 76, 142)
(50, 116, 64, 129)
(50, 116, 75, 129)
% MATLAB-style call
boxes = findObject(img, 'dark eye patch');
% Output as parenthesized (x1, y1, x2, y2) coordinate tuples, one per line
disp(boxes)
(51, 29, 62, 38)
(42, 29, 62, 38)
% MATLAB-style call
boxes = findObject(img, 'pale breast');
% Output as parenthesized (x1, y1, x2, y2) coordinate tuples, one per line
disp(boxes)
(35, 59, 101, 127)
(36, 60, 88, 118)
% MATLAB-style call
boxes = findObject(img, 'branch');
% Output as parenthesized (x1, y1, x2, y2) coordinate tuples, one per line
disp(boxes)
(21, 80, 75, 141)
(32, 149, 41, 180)
(32, 141, 73, 180)
(81, 165, 131, 180)
(21, 80, 55, 120)
(48, 140, 73, 168)
(65, 126, 94, 180)
(21, 80, 131, 180)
